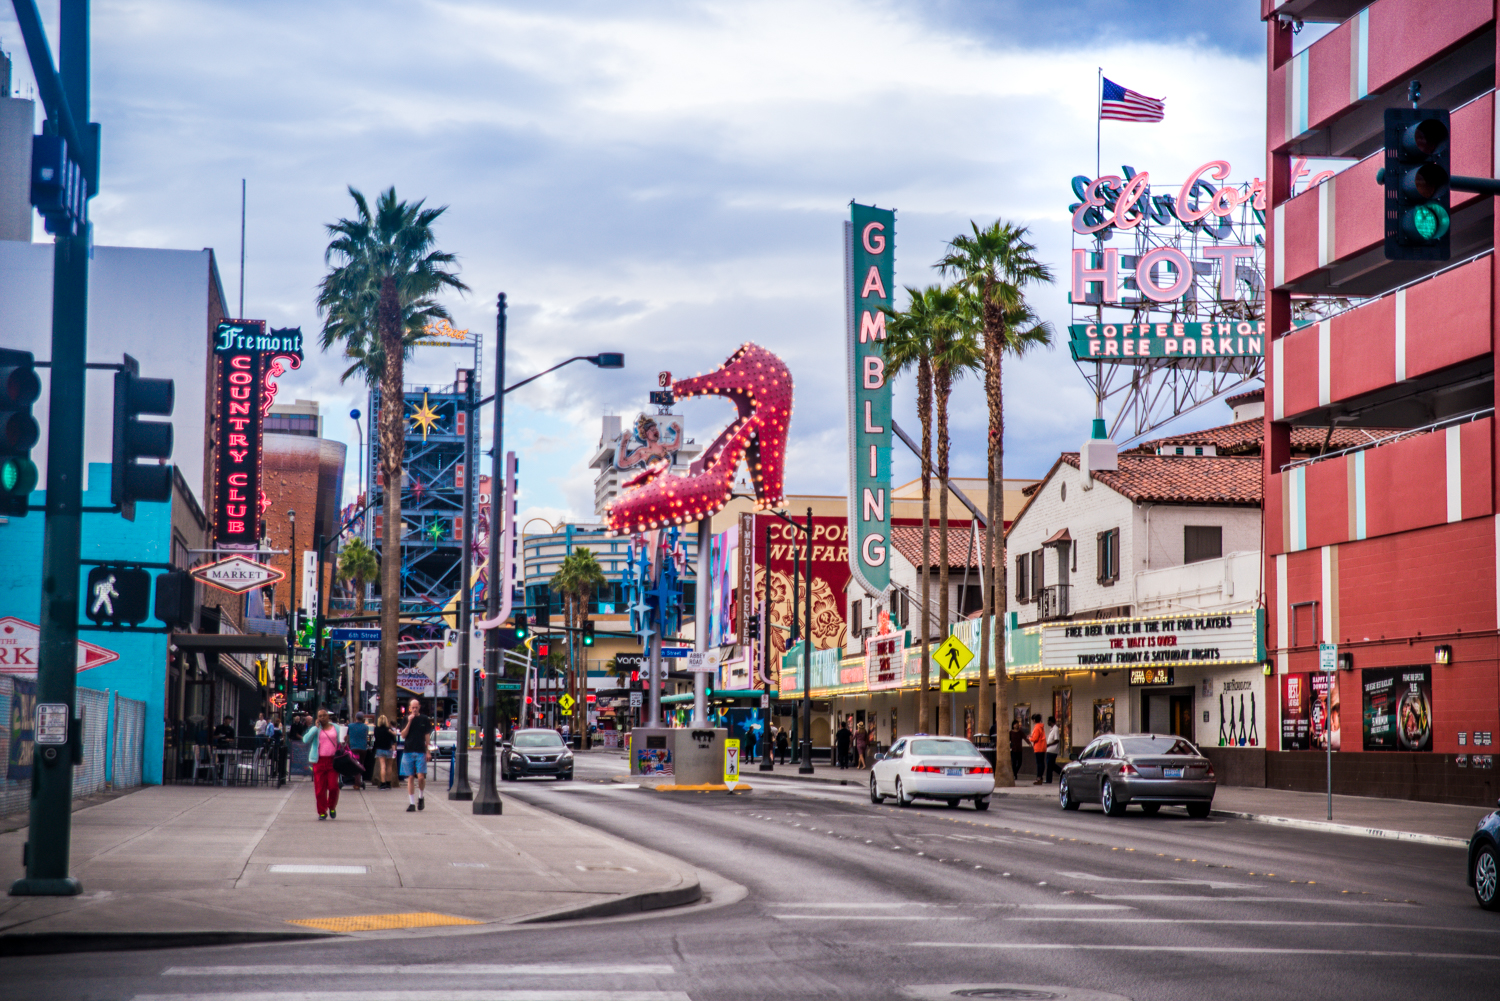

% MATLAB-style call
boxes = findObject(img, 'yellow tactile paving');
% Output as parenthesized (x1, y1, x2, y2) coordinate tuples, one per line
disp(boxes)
(286, 912, 483, 932)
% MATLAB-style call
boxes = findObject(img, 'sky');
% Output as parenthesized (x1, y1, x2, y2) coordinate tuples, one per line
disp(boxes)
(2, 0, 1277, 530)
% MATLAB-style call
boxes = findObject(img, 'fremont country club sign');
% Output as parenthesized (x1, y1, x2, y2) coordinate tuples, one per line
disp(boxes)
(1041, 609, 1263, 670)
(212, 320, 303, 545)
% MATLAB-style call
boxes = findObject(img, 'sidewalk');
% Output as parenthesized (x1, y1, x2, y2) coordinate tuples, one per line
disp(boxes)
(755, 763, 1489, 846)
(0, 778, 700, 954)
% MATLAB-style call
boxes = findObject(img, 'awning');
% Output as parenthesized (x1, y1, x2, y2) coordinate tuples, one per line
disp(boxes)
(662, 689, 775, 704)
(171, 633, 288, 655)
(1041, 528, 1072, 547)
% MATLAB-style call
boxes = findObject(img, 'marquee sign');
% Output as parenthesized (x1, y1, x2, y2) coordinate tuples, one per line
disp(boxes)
(845, 202, 893, 596)
(191, 555, 287, 594)
(1040, 609, 1263, 670)
(211, 320, 303, 545)
(1069, 321, 1265, 361)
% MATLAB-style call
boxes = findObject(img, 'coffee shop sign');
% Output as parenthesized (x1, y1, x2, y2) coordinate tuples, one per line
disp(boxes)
(1070, 160, 1265, 237)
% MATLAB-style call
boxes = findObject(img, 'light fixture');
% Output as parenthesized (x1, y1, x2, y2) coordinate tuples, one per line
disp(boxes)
(1435, 644, 1453, 666)
(1338, 652, 1354, 672)
(1262, 660, 1273, 676)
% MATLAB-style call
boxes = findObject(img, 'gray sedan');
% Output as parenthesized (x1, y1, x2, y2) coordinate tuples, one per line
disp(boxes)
(1058, 733, 1216, 817)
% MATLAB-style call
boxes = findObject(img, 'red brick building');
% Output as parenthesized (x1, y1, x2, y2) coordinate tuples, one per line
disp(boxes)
(1265, 0, 1499, 804)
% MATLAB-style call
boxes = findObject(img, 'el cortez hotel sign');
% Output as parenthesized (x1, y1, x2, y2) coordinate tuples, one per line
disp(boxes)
(846, 202, 893, 596)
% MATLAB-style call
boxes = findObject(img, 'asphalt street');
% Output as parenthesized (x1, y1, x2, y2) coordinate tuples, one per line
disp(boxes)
(2, 752, 1495, 1001)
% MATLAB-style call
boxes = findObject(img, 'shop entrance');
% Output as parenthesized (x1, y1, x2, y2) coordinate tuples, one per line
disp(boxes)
(1141, 687, 1195, 743)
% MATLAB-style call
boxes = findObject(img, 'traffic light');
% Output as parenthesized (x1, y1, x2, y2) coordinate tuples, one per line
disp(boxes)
(747, 612, 762, 636)
(0, 349, 40, 517)
(534, 588, 551, 630)
(1381, 107, 1451, 261)
(111, 353, 174, 521)
(537, 641, 550, 658)
(84, 565, 151, 626)
(513, 611, 529, 641)
(153, 569, 195, 627)
(582, 619, 595, 646)
(30, 135, 88, 237)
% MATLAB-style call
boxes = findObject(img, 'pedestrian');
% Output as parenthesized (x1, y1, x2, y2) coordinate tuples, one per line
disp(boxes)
(303, 708, 341, 820)
(400, 698, 433, 812)
(777, 727, 790, 764)
(373, 714, 396, 788)
(347, 712, 371, 790)
(854, 721, 870, 769)
(835, 721, 852, 769)
(213, 715, 235, 749)
(254, 713, 268, 750)
(1045, 715, 1061, 784)
(1008, 719, 1025, 779)
(743, 728, 756, 765)
(1029, 713, 1046, 785)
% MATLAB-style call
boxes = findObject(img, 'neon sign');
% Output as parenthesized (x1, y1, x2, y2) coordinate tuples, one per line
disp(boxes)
(1069, 160, 1266, 238)
(845, 203, 893, 595)
(212, 320, 303, 546)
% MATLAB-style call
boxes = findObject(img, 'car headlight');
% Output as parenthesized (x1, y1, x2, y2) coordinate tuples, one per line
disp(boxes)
(513, 753, 528, 763)
(559, 749, 573, 759)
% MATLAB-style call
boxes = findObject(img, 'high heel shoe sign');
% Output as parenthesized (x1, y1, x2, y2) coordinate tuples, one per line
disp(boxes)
(605, 343, 792, 535)
(845, 203, 895, 595)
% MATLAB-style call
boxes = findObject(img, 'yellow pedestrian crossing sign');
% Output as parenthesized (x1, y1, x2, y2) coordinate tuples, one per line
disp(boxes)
(558, 693, 576, 712)
(940, 677, 968, 693)
(934, 635, 974, 677)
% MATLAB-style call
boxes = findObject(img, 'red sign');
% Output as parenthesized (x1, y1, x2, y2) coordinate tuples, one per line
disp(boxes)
(0, 616, 120, 675)
(753, 514, 851, 666)
(211, 320, 303, 545)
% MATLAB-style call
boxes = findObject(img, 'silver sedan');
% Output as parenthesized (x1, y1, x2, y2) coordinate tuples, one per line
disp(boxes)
(1058, 733, 1217, 817)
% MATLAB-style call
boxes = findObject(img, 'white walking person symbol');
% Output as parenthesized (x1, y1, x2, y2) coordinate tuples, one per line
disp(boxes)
(90, 573, 119, 618)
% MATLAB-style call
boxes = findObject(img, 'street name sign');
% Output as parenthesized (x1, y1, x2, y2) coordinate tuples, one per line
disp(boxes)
(191, 555, 286, 594)
(330, 628, 380, 642)
(685, 651, 719, 673)
(661, 647, 691, 659)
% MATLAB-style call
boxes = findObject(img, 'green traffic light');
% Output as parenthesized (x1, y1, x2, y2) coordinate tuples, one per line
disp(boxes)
(1403, 203, 1450, 243)
(0, 456, 37, 497)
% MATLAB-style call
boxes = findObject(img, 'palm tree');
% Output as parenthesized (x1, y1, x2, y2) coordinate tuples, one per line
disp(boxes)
(337, 537, 379, 709)
(550, 548, 607, 746)
(882, 290, 936, 733)
(938, 221, 1054, 782)
(318, 187, 469, 723)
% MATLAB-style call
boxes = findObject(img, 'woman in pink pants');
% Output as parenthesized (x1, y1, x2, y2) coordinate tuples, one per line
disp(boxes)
(303, 708, 342, 819)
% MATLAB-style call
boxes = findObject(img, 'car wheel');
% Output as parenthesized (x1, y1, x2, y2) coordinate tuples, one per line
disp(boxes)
(559, 771, 573, 782)
(1140, 802, 1161, 815)
(1475, 844, 1499, 911)
(1101, 778, 1126, 816)
(946, 798, 960, 809)
(895, 777, 911, 807)
(1059, 776, 1079, 811)
(1186, 801, 1212, 819)
(869, 774, 884, 804)
(973, 797, 990, 811)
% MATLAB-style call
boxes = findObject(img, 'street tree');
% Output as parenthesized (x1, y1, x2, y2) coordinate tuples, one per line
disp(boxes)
(317, 187, 469, 723)
(550, 548, 607, 745)
(939, 221, 1054, 782)
(336, 537, 379, 711)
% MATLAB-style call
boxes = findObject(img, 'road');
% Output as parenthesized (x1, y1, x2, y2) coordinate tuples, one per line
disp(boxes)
(3, 751, 1495, 1001)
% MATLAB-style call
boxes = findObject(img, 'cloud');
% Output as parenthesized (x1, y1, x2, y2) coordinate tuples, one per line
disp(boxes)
(1, 0, 1267, 520)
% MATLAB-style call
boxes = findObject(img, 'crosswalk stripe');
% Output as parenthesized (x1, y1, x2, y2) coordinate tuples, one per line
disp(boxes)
(162, 965, 676, 977)
(910, 943, 1500, 960)
(135, 992, 690, 1001)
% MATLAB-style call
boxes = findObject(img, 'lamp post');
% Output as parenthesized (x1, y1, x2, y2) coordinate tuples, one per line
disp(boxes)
(759, 520, 774, 772)
(798, 507, 813, 774)
(449, 369, 476, 800)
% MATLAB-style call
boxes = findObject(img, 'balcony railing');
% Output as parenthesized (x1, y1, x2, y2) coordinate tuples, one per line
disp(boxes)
(1037, 584, 1070, 622)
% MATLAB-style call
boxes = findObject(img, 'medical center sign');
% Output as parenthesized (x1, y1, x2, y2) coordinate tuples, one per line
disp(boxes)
(845, 203, 893, 595)
(212, 320, 304, 546)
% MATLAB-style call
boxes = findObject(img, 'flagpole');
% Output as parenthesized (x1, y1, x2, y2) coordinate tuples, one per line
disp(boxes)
(1095, 67, 1104, 424)
(1096, 67, 1102, 178)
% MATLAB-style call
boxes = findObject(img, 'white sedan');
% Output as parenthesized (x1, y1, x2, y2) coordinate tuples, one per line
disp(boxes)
(870, 735, 994, 810)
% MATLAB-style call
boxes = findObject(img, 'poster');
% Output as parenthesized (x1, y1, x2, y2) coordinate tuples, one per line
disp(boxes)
(1092, 698, 1115, 736)
(6, 676, 36, 781)
(1052, 687, 1073, 759)
(753, 514, 851, 668)
(636, 748, 673, 776)
(1217, 678, 1259, 746)
(1362, 666, 1432, 751)
(1281, 673, 1313, 750)
(1013, 703, 1031, 729)
(1311, 671, 1341, 751)
(614, 413, 684, 470)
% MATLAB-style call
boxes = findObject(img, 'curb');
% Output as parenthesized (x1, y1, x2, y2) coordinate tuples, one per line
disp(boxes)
(1210, 809, 1470, 848)
(0, 929, 332, 957)
(652, 783, 753, 793)
(513, 877, 703, 923)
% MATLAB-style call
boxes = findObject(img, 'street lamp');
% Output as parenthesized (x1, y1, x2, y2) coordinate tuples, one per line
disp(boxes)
(765, 506, 815, 774)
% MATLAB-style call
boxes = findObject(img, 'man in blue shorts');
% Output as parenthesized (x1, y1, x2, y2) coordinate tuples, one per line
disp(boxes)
(400, 698, 433, 812)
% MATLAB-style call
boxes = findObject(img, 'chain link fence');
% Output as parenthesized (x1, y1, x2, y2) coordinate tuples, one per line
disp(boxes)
(1, 677, 148, 816)
(111, 693, 147, 790)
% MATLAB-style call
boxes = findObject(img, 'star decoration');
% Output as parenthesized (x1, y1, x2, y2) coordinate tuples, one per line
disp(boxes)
(427, 520, 446, 543)
(409, 392, 441, 440)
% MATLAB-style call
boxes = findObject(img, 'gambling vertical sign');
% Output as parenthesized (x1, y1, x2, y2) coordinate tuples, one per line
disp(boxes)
(212, 320, 303, 545)
(846, 202, 893, 596)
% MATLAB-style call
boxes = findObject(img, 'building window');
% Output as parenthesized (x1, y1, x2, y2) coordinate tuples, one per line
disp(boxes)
(1290, 601, 1320, 647)
(1015, 554, 1030, 603)
(1184, 525, 1223, 564)
(1097, 528, 1120, 584)
(264, 413, 318, 436)
(1031, 549, 1046, 595)
(852, 599, 863, 630)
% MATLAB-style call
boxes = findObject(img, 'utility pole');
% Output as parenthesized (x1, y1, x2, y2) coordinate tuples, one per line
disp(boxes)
(450, 368, 476, 799)
(314, 533, 328, 710)
(472, 294, 506, 815)
(693, 516, 710, 726)
(759, 520, 774, 772)
(799, 506, 814, 774)
(10, 0, 96, 898)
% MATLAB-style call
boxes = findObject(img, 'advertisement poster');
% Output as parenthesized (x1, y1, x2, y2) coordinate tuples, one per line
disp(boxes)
(614, 413, 684, 471)
(1052, 687, 1073, 758)
(636, 748, 673, 776)
(1311, 672, 1341, 751)
(1281, 673, 1313, 750)
(1013, 703, 1031, 729)
(753, 514, 851, 668)
(1362, 666, 1432, 751)
(6, 676, 35, 781)
(1092, 698, 1115, 736)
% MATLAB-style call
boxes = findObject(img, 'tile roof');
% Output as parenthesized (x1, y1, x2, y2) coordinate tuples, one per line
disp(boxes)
(1130, 418, 1400, 457)
(1057, 452, 1262, 506)
(890, 523, 992, 570)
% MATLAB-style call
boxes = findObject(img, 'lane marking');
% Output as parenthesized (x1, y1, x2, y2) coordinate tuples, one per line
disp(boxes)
(772, 915, 974, 921)
(266, 865, 367, 875)
(910, 943, 1500, 960)
(1087, 895, 1413, 904)
(135, 994, 690, 1001)
(1054, 871, 1257, 889)
(1007, 919, 1500, 933)
(286, 913, 481, 932)
(163, 966, 677, 977)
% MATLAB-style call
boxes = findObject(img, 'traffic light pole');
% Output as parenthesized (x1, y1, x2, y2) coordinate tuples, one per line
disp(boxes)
(473, 295, 506, 816)
(11, 0, 92, 898)
(1451, 176, 1500, 196)
(450, 369, 476, 800)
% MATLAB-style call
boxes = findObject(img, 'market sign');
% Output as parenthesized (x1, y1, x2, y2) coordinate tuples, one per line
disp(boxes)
(845, 202, 893, 596)
(191, 555, 287, 594)
(0, 616, 119, 675)
(1040, 609, 1263, 671)
(1068, 321, 1265, 362)
(211, 320, 304, 546)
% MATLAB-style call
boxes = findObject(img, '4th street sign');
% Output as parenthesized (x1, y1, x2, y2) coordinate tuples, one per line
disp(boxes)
(191, 555, 286, 594)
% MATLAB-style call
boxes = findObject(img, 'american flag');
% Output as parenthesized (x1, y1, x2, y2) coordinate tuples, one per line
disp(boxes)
(1100, 77, 1165, 123)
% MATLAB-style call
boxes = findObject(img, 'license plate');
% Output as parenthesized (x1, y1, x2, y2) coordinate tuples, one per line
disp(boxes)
(944, 767, 963, 776)
(1164, 767, 1184, 778)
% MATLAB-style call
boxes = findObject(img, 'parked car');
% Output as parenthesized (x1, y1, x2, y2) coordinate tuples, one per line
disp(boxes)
(431, 729, 457, 759)
(869, 735, 994, 810)
(1468, 799, 1500, 911)
(501, 728, 574, 781)
(1059, 733, 1217, 817)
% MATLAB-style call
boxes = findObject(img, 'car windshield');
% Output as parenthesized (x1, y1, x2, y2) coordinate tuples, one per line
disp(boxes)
(434, 731, 455, 742)
(909, 739, 983, 757)
(1117, 736, 1198, 757)
(513, 732, 565, 748)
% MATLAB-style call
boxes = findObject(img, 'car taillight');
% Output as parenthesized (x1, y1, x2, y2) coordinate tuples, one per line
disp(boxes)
(1204, 763, 1216, 778)
(910, 765, 942, 773)
(1119, 761, 1139, 776)
(967, 766, 993, 774)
